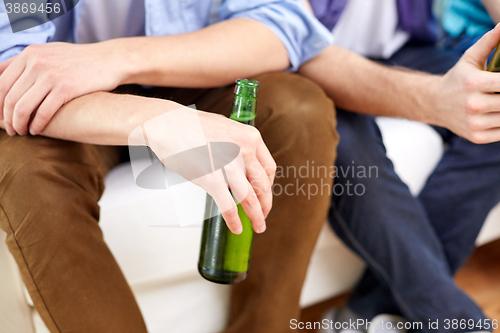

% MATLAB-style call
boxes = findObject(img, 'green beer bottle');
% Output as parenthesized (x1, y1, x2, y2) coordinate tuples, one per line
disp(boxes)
(198, 79, 259, 284)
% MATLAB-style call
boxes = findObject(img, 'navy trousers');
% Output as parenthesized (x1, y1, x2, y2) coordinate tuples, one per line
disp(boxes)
(329, 42, 500, 333)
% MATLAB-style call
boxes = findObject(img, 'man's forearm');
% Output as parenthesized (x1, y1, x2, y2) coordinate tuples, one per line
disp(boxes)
(0, 17, 290, 136)
(0, 92, 181, 146)
(299, 45, 440, 124)
(111, 18, 290, 88)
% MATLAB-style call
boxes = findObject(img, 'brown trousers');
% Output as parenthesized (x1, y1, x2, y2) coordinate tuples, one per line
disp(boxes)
(0, 73, 338, 333)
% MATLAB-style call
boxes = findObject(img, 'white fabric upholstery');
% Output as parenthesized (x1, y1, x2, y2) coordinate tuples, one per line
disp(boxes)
(0, 232, 35, 333)
(376, 117, 500, 246)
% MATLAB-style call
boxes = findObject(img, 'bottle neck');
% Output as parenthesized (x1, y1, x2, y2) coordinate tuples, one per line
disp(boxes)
(230, 96, 257, 126)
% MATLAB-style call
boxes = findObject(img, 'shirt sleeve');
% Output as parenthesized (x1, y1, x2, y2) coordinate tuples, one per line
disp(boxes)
(218, 0, 333, 71)
(0, 2, 55, 63)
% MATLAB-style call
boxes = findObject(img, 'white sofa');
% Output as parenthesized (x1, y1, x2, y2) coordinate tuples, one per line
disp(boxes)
(1, 118, 500, 333)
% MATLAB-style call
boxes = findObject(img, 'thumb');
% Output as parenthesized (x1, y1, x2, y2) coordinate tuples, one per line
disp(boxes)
(0, 56, 15, 74)
(463, 23, 500, 69)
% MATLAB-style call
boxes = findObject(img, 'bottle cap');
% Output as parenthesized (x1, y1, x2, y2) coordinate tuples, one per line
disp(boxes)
(234, 79, 259, 98)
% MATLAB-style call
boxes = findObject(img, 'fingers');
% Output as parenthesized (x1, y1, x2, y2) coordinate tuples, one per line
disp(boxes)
(464, 23, 500, 68)
(246, 156, 272, 219)
(239, 130, 274, 230)
(226, 146, 270, 232)
(29, 90, 64, 135)
(482, 127, 500, 143)
(215, 189, 242, 235)
(467, 111, 500, 131)
(12, 82, 51, 135)
(484, 111, 500, 127)
(234, 181, 266, 234)
(204, 170, 243, 234)
(472, 69, 500, 93)
(224, 157, 266, 233)
(0, 57, 25, 121)
(0, 56, 16, 74)
(2, 72, 35, 135)
(222, 162, 270, 234)
(467, 126, 500, 144)
(256, 140, 277, 186)
(466, 92, 500, 113)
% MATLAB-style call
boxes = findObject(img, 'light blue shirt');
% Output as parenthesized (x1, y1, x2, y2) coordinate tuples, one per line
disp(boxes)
(0, 0, 333, 71)
(442, 0, 495, 38)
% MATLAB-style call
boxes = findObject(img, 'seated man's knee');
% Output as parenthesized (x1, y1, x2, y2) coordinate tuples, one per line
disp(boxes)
(253, 73, 338, 151)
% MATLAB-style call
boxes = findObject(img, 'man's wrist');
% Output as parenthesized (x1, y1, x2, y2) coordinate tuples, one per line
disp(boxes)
(425, 75, 450, 128)
(104, 38, 143, 86)
(410, 73, 445, 127)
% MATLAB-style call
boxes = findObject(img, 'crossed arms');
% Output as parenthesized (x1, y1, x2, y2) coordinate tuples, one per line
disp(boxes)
(2, 15, 500, 230)
(0, 18, 286, 235)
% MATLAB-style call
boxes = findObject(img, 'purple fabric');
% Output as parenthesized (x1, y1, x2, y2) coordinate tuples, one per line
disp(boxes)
(396, 0, 439, 43)
(309, 0, 349, 31)
(309, 0, 440, 44)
